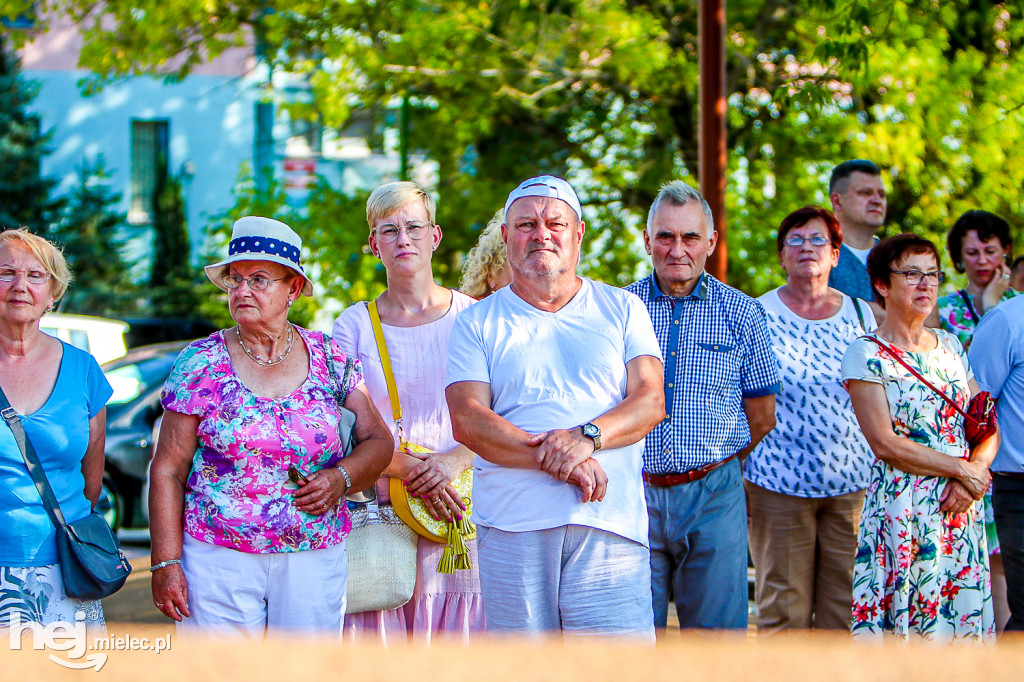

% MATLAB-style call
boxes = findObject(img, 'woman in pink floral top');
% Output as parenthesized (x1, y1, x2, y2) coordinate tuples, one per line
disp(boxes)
(842, 234, 1000, 641)
(149, 217, 392, 636)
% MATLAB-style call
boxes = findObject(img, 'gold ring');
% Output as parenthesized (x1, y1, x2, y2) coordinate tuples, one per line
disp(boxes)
(320, 500, 326, 509)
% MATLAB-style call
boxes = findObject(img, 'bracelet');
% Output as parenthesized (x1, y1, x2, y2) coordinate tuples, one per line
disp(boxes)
(149, 559, 182, 573)
(336, 463, 353, 491)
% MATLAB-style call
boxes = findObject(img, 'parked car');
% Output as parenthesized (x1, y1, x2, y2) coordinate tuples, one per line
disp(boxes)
(98, 341, 189, 530)
(40, 312, 129, 365)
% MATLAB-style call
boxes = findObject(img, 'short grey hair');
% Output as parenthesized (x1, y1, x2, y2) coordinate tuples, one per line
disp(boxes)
(646, 181, 714, 237)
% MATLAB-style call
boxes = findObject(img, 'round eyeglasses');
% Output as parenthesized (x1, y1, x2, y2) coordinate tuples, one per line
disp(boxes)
(0, 269, 51, 285)
(374, 223, 433, 243)
(783, 235, 831, 248)
(890, 269, 946, 286)
(222, 275, 286, 291)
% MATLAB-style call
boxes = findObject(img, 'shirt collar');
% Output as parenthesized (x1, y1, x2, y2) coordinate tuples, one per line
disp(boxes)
(649, 270, 709, 301)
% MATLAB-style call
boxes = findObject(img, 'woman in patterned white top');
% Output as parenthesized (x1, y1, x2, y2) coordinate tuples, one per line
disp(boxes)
(745, 206, 876, 632)
(842, 234, 999, 641)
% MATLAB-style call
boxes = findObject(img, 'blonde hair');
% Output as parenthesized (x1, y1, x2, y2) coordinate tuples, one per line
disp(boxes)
(460, 209, 508, 298)
(366, 181, 437, 231)
(0, 228, 72, 300)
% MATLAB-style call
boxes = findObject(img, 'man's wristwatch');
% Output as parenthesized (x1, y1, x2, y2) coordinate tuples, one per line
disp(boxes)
(580, 422, 602, 451)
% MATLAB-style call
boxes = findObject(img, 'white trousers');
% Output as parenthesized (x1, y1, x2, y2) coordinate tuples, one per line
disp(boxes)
(477, 524, 655, 642)
(179, 534, 347, 637)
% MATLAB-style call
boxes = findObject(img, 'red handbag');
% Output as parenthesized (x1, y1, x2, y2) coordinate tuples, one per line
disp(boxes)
(866, 336, 998, 449)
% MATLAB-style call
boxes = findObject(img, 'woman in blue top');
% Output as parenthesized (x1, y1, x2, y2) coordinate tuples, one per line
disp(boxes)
(0, 229, 112, 634)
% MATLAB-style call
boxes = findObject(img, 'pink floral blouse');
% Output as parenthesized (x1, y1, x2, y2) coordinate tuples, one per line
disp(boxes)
(161, 327, 362, 554)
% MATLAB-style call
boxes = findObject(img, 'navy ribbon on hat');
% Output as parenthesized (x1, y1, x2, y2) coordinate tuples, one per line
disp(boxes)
(229, 236, 302, 266)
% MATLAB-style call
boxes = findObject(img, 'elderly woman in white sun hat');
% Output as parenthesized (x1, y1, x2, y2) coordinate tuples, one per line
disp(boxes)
(148, 216, 393, 636)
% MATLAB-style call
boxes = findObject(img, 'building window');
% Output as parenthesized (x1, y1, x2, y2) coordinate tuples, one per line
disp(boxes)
(129, 119, 169, 225)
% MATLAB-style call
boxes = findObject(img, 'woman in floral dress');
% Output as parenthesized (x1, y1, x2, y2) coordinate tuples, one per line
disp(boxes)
(841, 234, 1000, 641)
(928, 209, 1018, 632)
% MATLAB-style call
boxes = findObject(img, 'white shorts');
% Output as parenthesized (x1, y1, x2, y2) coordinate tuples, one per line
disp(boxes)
(179, 534, 347, 637)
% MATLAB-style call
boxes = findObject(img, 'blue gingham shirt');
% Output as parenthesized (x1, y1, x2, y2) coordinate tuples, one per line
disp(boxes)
(625, 272, 780, 473)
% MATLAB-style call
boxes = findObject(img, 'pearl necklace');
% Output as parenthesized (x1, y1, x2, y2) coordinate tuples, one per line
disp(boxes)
(236, 325, 294, 367)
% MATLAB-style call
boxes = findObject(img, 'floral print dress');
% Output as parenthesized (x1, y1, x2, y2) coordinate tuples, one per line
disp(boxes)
(841, 330, 993, 641)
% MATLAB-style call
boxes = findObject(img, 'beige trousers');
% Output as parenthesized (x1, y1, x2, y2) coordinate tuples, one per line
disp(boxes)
(745, 480, 865, 633)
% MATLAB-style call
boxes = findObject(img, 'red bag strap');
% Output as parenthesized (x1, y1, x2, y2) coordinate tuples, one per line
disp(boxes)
(865, 335, 971, 422)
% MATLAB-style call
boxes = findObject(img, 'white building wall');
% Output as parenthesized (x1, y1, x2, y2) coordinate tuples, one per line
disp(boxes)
(24, 68, 260, 260)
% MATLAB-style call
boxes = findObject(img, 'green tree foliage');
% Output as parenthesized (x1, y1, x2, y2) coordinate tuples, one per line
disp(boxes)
(31, 0, 1024, 298)
(148, 173, 205, 317)
(50, 158, 139, 315)
(0, 33, 59, 234)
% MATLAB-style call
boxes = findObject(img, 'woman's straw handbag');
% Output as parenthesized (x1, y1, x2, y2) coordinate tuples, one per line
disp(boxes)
(344, 497, 417, 613)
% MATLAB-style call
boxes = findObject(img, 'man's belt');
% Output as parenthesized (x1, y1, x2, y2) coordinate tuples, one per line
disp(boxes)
(643, 453, 739, 487)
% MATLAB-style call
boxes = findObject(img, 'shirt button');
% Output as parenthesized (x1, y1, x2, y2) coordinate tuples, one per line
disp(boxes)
(667, 382, 674, 388)
(712, 345, 720, 350)
(673, 320, 679, 325)
(664, 414, 671, 420)
(670, 351, 676, 356)
(664, 447, 671, 454)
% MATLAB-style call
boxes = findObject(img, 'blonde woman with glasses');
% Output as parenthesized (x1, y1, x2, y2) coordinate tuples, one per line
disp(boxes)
(0, 229, 112, 635)
(333, 181, 484, 642)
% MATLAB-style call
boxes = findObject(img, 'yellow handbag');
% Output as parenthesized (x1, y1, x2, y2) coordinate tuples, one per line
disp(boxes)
(368, 300, 476, 574)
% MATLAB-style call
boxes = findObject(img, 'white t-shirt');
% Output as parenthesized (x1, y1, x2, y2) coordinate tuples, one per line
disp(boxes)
(744, 289, 876, 497)
(845, 243, 872, 266)
(446, 278, 663, 546)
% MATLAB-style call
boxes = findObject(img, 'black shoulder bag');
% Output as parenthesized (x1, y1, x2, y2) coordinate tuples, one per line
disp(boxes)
(0, 387, 131, 600)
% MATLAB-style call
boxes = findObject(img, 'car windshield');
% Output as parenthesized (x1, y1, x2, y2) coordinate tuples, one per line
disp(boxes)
(104, 353, 177, 406)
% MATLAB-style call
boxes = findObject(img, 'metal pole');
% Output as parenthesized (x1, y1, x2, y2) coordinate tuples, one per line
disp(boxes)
(254, 17, 274, 193)
(699, 0, 727, 282)
(399, 92, 411, 181)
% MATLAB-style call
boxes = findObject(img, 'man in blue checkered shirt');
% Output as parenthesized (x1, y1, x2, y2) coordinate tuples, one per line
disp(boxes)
(626, 181, 781, 631)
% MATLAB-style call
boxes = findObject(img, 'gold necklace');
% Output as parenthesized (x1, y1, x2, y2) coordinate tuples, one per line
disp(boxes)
(236, 325, 294, 366)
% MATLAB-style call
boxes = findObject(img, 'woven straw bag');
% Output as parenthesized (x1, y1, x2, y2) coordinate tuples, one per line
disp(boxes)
(344, 498, 417, 614)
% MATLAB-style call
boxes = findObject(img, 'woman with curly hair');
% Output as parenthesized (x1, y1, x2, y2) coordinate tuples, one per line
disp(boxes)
(460, 209, 511, 299)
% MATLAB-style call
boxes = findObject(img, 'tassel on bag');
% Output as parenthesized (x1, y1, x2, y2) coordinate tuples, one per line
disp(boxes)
(437, 519, 473, 574)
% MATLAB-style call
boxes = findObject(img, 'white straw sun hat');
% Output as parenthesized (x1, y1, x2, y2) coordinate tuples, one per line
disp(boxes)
(204, 216, 314, 297)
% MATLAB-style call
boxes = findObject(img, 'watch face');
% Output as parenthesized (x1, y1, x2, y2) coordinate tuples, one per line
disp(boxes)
(582, 423, 599, 438)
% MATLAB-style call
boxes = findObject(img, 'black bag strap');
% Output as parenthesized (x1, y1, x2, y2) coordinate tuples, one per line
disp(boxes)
(851, 296, 868, 332)
(957, 289, 979, 324)
(0, 385, 69, 531)
(322, 333, 355, 411)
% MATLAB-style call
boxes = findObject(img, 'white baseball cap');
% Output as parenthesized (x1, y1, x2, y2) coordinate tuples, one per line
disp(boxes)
(504, 175, 582, 221)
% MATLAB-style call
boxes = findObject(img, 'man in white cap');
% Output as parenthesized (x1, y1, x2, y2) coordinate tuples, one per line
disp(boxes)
(446, 175, 665, 639)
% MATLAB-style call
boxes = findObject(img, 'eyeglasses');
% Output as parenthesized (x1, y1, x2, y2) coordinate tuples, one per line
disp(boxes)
(374, 222, 433, 243)
(783, 235, 831, 248)
(222, 275, 286, 291)
(891, 269, 946, 286)
(0, 269, 51, 285)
